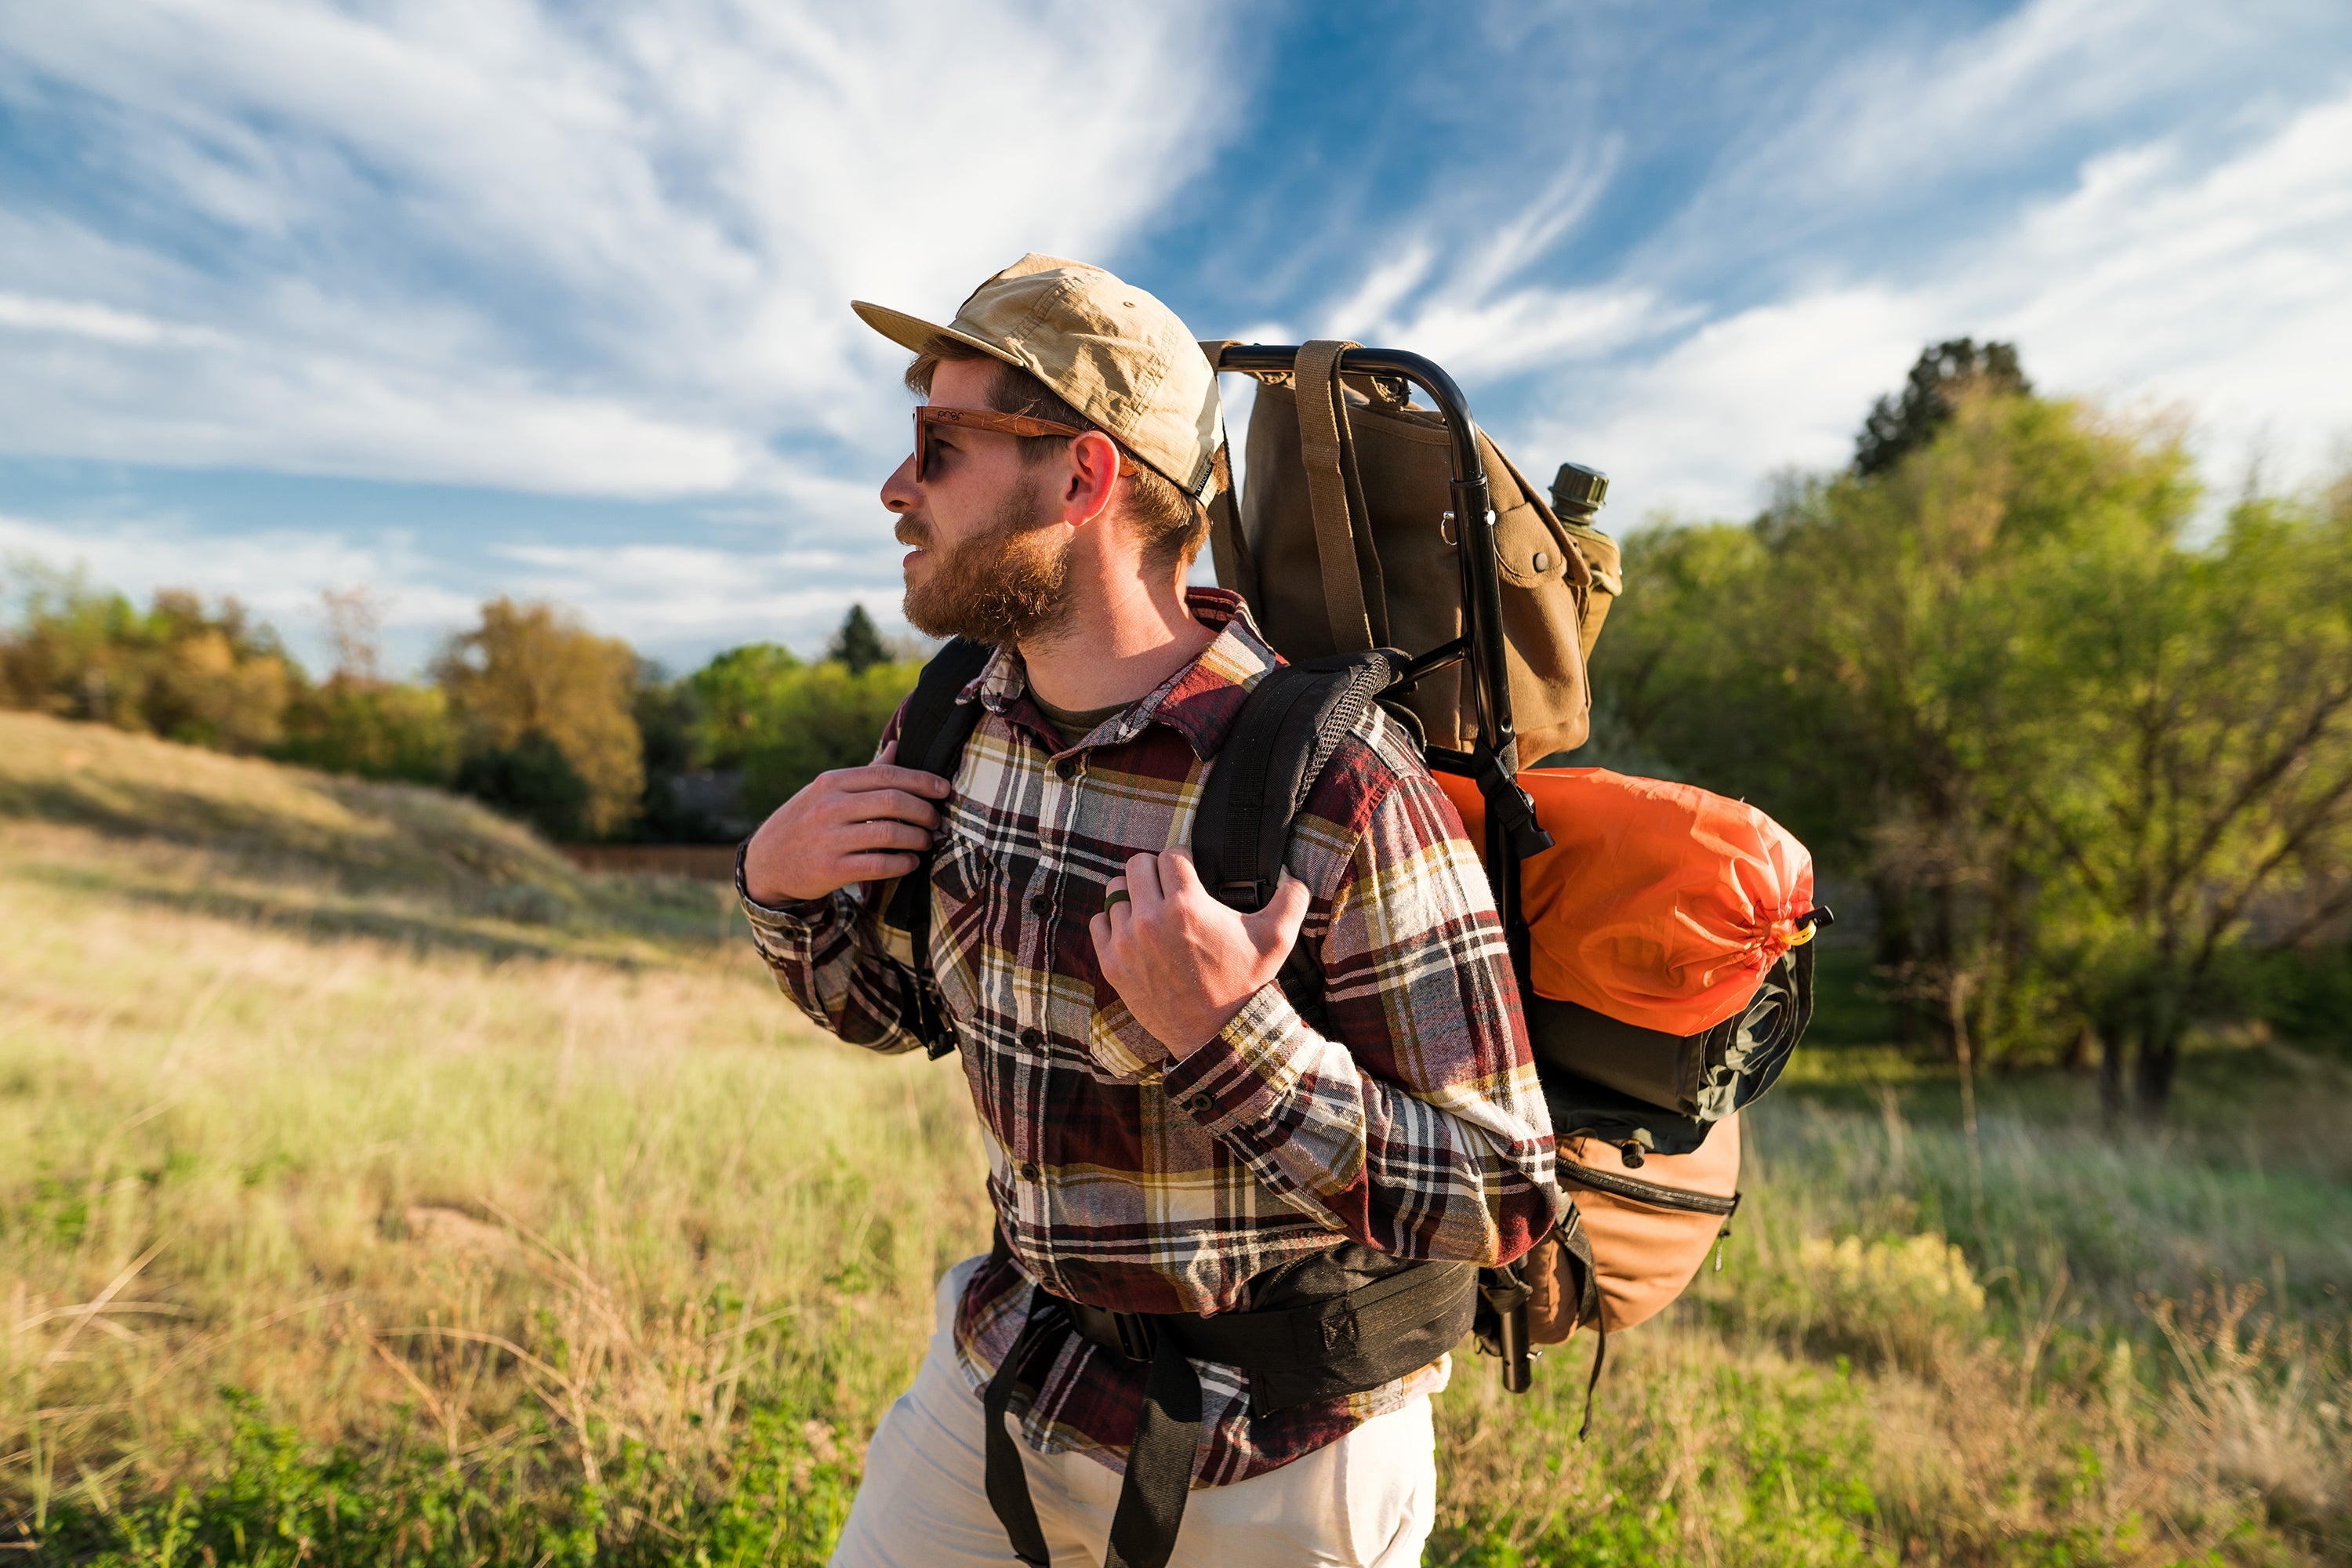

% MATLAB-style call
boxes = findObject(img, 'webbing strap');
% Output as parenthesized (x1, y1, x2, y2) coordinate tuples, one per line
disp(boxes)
(1105, 1337, 1203, 1568)
(1294, 340, 1374, 655)
(982, 1296, 1054, 1567)
(982, 1294, 1203, 1568)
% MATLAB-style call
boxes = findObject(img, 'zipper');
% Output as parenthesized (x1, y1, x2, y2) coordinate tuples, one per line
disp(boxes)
(1559, 1161, 1741, 1218)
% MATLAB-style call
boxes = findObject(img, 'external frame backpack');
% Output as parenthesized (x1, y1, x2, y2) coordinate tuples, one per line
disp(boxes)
(872, 336, 1830, 1567)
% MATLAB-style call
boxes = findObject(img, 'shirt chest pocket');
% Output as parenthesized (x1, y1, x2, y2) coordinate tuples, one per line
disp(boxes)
(925, 837, 996, 1022)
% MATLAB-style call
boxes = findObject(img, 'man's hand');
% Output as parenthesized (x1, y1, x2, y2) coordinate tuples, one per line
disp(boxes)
(1089, 848, 1312, 1060)
(742, 740, 953, 906)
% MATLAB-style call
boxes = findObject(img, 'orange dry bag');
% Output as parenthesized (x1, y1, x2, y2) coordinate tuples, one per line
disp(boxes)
(1436, 768, 1826, 1158)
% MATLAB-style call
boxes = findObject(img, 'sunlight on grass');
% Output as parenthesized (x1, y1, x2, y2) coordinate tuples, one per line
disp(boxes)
(2, 720, 2347, 1564)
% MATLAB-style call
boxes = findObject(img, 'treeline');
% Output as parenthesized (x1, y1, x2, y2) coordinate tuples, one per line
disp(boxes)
(0, 574, 923, 845)
(1598, 340, 2352, 1117)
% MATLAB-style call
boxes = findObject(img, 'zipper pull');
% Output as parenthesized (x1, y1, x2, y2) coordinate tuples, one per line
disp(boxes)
(1714, 1221, 1732, 1273)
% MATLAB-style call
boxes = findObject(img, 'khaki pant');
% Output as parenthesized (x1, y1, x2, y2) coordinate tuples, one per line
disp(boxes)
(829, 1258, 1438, 1568)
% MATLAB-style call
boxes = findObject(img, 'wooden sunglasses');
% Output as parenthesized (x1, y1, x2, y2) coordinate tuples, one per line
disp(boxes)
(914, 405, 1138, 481)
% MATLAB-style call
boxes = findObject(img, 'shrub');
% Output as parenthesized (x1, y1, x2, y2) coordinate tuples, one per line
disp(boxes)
(453, 731, 592, 843)
(272, 679, 459, 784)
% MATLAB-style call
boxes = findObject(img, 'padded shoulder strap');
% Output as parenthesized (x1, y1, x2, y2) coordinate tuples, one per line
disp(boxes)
(881, 636, 993, 977)
(895, 636, 994, 779)
(1192, 649, 1403, 913)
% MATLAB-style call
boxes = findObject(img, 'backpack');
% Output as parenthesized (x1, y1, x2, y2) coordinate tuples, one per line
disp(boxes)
(1203, 339, 1613, 764)
(877, 344, 1824, 1568)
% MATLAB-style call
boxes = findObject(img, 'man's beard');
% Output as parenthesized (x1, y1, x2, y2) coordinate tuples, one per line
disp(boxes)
(898, 485, 1073, 648)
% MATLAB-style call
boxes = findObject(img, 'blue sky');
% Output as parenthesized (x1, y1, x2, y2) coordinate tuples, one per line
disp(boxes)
(2, 0, 2348, 675)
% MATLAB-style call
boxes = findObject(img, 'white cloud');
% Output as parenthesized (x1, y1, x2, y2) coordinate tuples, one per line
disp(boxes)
(1465, 2, 2352, 524)
(0, 0, 1242, 495)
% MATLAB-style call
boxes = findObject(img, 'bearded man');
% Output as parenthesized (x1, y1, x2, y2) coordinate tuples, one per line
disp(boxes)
(739, 255, 1561, 1568)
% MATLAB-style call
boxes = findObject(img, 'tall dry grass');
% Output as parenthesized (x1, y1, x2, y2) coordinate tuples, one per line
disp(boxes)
(3, 714, 2348, 1564)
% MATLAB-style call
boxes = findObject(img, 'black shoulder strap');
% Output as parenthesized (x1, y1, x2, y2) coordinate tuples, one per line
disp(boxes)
(1192, 649, 1403, 913)
(880, 637, 993, 1056)
(894, 635, 994, 779)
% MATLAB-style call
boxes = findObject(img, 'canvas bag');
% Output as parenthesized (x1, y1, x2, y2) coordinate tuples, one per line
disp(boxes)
(1206, 339, 1610, 762)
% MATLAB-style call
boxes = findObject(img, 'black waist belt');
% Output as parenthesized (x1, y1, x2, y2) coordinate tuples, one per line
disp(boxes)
(979, 1233, 1477, 1568)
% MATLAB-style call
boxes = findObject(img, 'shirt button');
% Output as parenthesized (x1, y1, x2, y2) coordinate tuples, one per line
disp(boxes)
(1187, 1092, 1214, 1115)
(1029, 892, 1051, 915)
(1019, 1027, 1044, 1048)
(1055, 759, 1077, 781)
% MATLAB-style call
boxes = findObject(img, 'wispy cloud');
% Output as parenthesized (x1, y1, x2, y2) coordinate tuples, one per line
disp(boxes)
(0, 0, 1243, 497)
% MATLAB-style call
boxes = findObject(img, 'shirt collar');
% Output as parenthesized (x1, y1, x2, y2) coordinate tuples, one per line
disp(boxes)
(965, 587, 1279, 760)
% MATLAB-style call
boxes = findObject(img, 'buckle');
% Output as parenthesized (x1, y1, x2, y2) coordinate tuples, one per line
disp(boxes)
(1108, 1310, 1158, 1361)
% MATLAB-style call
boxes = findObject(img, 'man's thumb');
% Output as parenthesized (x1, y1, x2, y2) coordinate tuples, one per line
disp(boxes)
(1247, 873, 1312, 957)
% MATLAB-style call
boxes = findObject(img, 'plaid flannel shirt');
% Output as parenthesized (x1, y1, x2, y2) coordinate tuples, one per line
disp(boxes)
(742, 589, 1562, 1484)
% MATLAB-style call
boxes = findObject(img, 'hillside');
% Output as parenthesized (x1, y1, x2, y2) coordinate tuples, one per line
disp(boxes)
(1, 715, 2347, 1565)
(0, 710, 735, 961)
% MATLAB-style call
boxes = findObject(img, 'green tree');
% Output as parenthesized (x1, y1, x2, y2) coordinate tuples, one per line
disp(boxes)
(1855, 338, 2031, 477)
(452, 731, 592, 841)
(434, 599, 643, 837)
(687, 642, 803, 769)
(827, 604, 891, 675)
(1998, 489, 2352, 1116)
(736, 660, 923, 820)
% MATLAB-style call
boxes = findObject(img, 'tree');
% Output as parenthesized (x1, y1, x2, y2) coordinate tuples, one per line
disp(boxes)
(433, 599, 643, 837)
(736, 661, 924, 820)
(827, 604, 891, 674)
(1855, 339, 2031, 477)
(452, 731, 592, 842)
(687, 642, 804, 769)
(2001, 492, 2352, 1117)
(0, 568, 295, 753)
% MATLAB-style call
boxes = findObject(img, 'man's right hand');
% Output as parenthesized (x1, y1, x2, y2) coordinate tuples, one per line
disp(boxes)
(742, 740, 953, 906)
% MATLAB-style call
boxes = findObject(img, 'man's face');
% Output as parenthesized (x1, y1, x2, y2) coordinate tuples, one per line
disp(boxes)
(882, 358, 1073, 648)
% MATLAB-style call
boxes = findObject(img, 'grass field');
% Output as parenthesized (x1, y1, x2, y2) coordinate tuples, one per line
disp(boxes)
(3, 710, 2347, 1565)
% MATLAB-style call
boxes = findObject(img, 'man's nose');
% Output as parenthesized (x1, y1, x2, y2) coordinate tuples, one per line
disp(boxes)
(880, 452, 919, 514)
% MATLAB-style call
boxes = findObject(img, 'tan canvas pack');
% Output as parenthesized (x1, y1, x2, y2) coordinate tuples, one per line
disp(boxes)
(1523, 1113, 1743, 1342)
(1206, 340, 1612, 761)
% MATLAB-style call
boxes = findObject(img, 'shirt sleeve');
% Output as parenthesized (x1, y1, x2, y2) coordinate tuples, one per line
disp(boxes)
(737, 705, 934, 1057)
(1156, 760, 1565, 1267)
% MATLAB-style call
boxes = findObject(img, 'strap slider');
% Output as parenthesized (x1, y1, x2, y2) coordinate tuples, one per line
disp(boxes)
(1108, 1310, 1159, 1362)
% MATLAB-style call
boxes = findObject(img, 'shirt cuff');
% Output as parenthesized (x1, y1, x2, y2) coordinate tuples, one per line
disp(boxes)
(1159, 983, 1312, 1131)
(735, 840, 834, 927)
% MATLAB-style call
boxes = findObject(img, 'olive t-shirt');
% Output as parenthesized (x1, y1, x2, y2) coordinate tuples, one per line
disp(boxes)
(1030, 691, 1131, 749)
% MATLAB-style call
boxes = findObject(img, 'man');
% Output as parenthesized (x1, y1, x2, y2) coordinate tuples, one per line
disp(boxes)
(740, 254, 1560, 1568)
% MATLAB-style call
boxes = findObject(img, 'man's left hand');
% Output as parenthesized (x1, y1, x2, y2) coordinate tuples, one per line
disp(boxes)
(1090, 848, 1312, 1060)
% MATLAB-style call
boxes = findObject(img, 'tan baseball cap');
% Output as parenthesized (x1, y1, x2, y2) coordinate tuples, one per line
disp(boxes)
(853, 254, 1226, 505)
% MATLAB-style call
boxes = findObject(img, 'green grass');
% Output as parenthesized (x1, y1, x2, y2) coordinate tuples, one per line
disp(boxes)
(2, 714, 2347, 1564)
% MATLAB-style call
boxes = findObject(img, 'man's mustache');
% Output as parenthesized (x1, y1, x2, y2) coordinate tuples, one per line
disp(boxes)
(895, 517, 932, 550)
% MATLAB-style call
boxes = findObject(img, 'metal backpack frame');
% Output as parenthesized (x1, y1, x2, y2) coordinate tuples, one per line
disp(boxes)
(1213, 342, 1559, 1393)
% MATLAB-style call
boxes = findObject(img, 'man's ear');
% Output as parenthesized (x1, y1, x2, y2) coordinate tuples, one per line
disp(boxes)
(1060, 430, 1123, 530)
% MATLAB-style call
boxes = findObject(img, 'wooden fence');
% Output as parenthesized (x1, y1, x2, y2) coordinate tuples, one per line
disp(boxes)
(558, 844, 740, 880)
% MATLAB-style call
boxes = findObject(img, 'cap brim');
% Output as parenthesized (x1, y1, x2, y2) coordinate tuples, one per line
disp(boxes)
(851, 300, 1020, 369)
